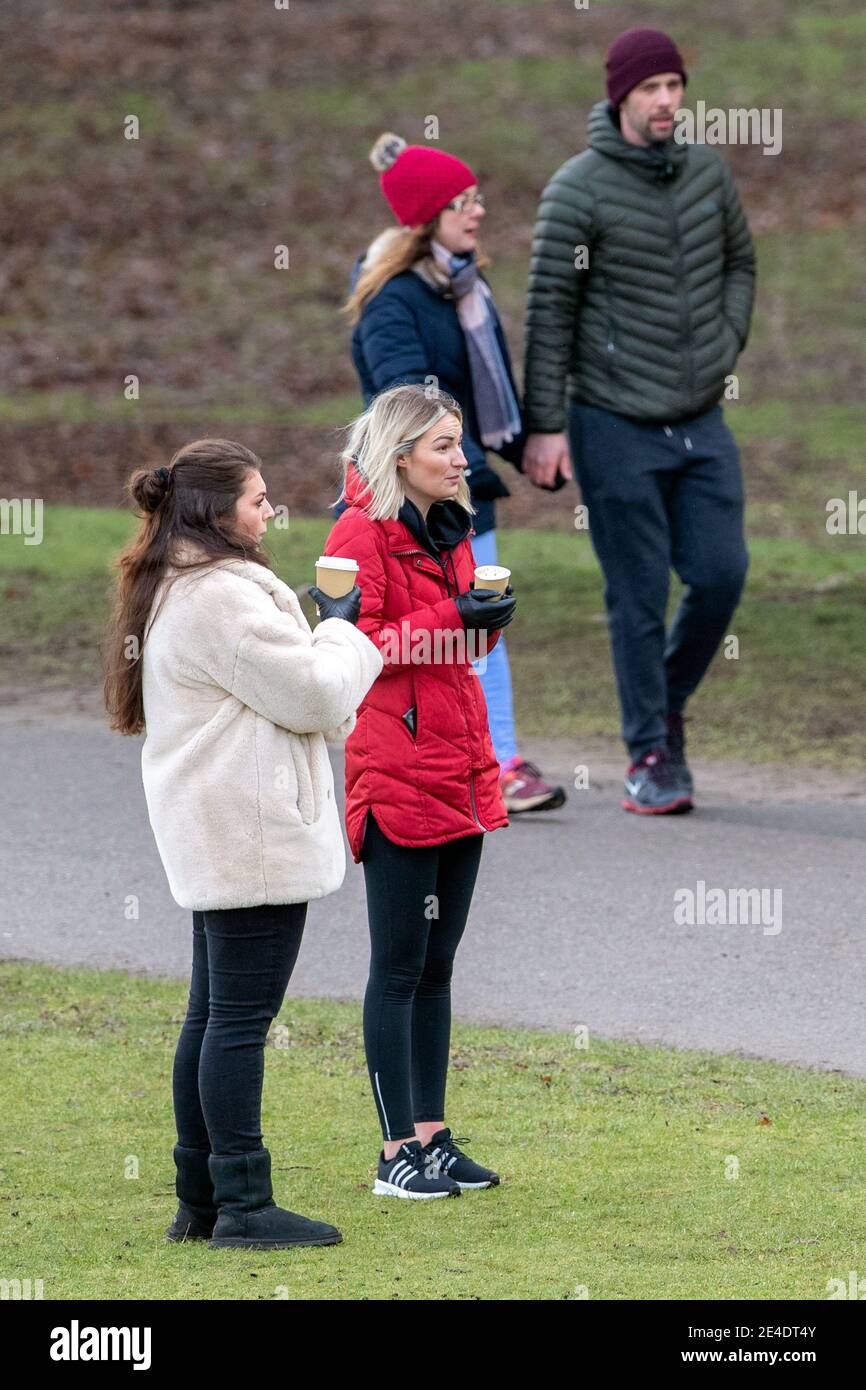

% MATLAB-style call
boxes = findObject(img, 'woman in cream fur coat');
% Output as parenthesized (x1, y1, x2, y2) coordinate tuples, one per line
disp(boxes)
(103, 437, 382, 1253)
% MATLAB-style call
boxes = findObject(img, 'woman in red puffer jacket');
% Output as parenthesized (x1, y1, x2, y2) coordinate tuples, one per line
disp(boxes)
(312, 382, 515, 1200)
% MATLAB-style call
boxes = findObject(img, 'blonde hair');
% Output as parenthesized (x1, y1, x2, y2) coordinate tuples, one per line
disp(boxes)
(335, 384, 475, 523)
(343, 224, 491, 326)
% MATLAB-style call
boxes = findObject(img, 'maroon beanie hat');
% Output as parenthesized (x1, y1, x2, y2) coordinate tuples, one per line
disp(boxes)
(369, 132, 476, 227)
(605, 27, 688, 109)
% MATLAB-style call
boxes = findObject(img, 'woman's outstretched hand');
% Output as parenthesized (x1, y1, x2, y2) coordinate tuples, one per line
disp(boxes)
(455, 583, 516, 631)
(309, 584, 362, 625)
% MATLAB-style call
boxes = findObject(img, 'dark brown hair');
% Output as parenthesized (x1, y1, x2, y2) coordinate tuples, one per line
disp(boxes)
(102, 437, 270, 736)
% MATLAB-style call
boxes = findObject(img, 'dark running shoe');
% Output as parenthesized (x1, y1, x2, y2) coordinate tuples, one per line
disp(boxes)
(372, 1139, 461, 1200)
(622, 747, 692, 815)
(422, 1128, 500, 1189)
(666, 712, 694, 797)
(500, 757, 567, 814)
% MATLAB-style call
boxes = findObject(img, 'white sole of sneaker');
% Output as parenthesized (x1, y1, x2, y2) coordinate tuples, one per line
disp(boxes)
(455, 1180, 499, 1188)
(622, 796, 693, 814)
(371, 1178, 459, 1199)
(503, 790, 566, 814)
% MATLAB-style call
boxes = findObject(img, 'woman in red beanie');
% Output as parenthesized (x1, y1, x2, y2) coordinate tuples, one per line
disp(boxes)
(334, 130, 566, 817)
(317, 382, 516, 1199)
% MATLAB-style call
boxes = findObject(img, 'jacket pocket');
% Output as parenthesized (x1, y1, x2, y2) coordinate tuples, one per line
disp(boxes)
(579, 318, 619, 382)
(267, 733, 303, 825)
(401, 705, 418, 739)
(603, 311, 622, 384)
(400, 676, 421, 741)
(288, 733, 320, 825)
(720, 317, 740, 373)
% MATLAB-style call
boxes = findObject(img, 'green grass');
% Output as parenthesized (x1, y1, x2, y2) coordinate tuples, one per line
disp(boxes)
(0, 391, 361, 427)
(1, 959, 863, 1300)
(1, 506, 863, 765)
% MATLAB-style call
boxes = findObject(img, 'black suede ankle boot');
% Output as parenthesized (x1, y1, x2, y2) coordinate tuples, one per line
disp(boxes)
(165, 1143, 218, 1242)
(208, 1148, 342, 1250)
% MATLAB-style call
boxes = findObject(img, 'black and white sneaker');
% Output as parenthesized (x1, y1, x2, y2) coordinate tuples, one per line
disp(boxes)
(622, 746, 692, 814)
(423, 1128, 500, 1189)
(372, 1139, 461, 1200)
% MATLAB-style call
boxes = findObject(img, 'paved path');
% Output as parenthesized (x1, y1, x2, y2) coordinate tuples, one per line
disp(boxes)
(2, 706, 865, 1076)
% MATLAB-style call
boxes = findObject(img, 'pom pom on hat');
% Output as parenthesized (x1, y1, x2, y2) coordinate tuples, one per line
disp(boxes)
(369, 132, 407, 173)
(368, 130, 477, 227)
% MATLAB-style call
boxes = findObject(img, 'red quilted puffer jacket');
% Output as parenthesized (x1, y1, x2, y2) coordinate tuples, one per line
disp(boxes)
(323, 461, 509, 862)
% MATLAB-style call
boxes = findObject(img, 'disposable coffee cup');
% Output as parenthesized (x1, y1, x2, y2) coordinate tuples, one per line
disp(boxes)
(473, 564, 511, 600)
(314, 555, 359, 616)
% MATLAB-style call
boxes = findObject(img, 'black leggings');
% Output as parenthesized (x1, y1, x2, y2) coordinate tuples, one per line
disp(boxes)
(360, 810, 484, 1142)
(172, 903, 306, 1155)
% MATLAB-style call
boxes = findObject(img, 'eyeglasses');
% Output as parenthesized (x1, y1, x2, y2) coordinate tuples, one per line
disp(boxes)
(445, 190, 485, 214)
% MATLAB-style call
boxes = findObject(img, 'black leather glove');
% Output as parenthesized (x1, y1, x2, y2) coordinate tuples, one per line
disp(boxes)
(455, 583, 516, 631)
(308, 584, 362, 626)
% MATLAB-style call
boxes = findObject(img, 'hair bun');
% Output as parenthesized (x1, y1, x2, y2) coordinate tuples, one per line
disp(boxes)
(130, 465, 171, 514)
(369, 132, 406, 174)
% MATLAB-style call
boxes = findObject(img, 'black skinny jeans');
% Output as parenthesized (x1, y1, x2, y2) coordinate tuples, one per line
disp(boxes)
(172, 903, 306, 1155)
(360, 810, 484, 1142)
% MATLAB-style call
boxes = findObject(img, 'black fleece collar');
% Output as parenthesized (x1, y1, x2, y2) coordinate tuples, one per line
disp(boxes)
(398, 496, 472, 557)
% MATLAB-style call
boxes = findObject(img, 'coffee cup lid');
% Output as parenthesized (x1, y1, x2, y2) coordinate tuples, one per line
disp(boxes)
(316, 555, 359, 570)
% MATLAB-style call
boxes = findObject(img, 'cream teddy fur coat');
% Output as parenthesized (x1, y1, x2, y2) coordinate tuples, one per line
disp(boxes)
(139, 548, 383, 911)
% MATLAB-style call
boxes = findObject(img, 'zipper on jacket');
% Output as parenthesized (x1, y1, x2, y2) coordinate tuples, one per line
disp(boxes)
(438, 552, 454, 596)
(445, 550, 459, 595)
(391, 545, 455, 596)
(393, 541, 484, 828)
(663, 183, 694, 408)
(469, 770, 489, 831)
(605, 308, 618, 385)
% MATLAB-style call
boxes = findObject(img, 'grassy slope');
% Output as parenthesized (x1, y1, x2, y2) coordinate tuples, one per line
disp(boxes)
(0, 0, 864, 536)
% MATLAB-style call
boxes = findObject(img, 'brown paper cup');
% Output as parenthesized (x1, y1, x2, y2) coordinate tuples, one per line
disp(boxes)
(314, 556, 359, 616)
(473, 564, 511, 600)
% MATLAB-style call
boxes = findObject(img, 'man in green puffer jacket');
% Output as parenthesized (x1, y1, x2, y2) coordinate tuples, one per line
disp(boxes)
(522, 27, 755, 815)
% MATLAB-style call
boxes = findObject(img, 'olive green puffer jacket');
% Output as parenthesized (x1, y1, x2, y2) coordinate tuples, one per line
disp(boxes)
(523, 100, 756, 430)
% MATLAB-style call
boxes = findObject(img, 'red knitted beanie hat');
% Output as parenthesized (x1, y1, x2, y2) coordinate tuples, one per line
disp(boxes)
(369, 132, 476, 227)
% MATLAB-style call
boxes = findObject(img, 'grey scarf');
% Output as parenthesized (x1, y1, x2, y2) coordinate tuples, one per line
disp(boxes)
(412, 239, 521, 450)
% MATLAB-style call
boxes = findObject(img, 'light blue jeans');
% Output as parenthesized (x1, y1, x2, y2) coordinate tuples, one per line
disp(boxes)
(470, 528, 518, 765)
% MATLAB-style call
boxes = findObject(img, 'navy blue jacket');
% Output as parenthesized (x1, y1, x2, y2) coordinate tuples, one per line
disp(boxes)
(333, 254, 527, 535)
